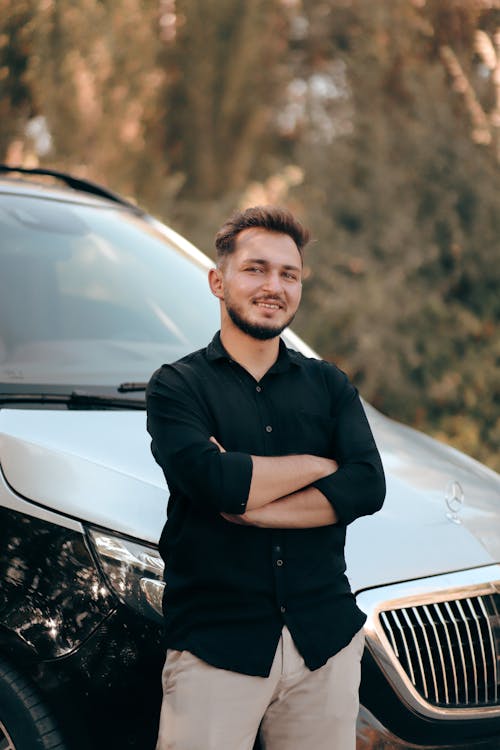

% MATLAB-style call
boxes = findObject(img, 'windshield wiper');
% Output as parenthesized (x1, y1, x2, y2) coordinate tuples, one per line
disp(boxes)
(118, 382, 148, 393)
(0, 391, 145, 410)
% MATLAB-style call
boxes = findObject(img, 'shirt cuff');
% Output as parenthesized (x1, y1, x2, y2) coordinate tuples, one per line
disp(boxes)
(313, 463, 385, 526)
(219, 451, 254, 514)
(312, 474, 354, 526)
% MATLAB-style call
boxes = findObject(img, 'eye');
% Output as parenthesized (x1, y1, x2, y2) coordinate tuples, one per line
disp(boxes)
(283, 271, 299, 281)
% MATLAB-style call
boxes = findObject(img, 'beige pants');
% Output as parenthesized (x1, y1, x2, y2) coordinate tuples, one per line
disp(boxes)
(156, 626, 364, 750)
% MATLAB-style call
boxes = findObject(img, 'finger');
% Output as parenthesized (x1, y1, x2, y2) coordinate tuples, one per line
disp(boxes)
(209, 436, 226, 452)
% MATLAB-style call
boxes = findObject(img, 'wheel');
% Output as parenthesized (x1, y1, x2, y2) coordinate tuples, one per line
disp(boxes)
(0, 657, 68, 750)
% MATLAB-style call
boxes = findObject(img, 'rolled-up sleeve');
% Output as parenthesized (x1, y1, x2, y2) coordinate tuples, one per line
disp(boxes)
(312, 370, 385, 526)
(146, 366, 253, 514)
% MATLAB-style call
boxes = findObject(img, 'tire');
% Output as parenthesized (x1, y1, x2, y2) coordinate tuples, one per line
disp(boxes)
(0, 657, 68, 750)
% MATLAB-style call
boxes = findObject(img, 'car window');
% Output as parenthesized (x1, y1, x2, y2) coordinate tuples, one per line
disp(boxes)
(0, 195, 220, 387)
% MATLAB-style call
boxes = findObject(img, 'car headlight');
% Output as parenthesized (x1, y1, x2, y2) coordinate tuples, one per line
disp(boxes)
(87, 527, 165, 622)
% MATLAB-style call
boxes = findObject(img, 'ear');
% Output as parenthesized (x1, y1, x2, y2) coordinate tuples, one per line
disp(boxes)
(208, 267, 224, 300)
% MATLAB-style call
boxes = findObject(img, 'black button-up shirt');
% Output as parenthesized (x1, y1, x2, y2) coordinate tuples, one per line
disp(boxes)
(146, 332, 385, 677)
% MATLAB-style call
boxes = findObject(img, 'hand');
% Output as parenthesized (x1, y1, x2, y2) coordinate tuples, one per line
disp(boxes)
(327, 458, 339, 474)
(209, 436, 226, 452)
(221, 510, 257, 526)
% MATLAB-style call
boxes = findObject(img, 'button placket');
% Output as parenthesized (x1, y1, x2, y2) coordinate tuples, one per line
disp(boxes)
(252, 376, 274, 453)
(272, 532, 286, 617)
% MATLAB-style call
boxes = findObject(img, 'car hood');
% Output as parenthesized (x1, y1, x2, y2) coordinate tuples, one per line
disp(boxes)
(0, 409, 167, 543)
(1, 407, 499, 591)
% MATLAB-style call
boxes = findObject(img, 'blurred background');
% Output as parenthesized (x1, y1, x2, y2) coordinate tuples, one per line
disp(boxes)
(1, 0, 499, 471)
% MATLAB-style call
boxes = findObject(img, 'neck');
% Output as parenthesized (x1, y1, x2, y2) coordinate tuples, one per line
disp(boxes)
(219, 322, 280, 381)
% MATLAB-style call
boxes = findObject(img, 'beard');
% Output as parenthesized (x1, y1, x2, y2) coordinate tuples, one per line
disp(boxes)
(226, 300, 296, 341)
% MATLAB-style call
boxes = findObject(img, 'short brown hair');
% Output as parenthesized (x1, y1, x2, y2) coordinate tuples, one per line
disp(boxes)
(214, 206, 310, 262)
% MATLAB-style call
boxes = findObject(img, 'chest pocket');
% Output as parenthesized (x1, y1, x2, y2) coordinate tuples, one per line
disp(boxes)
(277, 408, 335, 457)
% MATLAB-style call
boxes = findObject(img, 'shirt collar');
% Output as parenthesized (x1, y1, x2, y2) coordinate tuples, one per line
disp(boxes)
(206, 331, 302, 374)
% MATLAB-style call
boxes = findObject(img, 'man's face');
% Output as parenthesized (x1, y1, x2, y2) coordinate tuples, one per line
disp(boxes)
(214, 228, 303, 341)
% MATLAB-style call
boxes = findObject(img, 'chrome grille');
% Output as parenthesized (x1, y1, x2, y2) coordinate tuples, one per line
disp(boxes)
(379, 593, 500, 708)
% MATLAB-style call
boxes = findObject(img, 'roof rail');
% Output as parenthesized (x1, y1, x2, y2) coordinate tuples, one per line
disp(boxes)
(0, 164, 143, 214)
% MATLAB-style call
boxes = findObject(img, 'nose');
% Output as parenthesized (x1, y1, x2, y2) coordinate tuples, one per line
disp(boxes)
(261, 270, 283, 295)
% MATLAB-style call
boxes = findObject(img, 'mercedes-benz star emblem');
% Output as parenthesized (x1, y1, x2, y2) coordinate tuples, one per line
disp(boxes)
(445, 480, 464, 524)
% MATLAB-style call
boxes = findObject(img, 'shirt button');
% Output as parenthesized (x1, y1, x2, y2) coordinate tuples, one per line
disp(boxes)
(256, 385, 262, 393)
(275, 545, 281, 554)
(276, 559, 284, 567)
(280, 606, 286, 613)
(265, 425, 273, 433)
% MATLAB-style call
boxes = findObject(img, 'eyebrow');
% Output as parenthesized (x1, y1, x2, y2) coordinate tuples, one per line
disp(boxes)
(243, 257, 302, 273)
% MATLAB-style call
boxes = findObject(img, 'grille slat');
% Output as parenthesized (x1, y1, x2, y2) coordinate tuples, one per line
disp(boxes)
(379, 592, 500, 709)
(413, 605, 439, 702)
(478, 594, 498, 703)
(444, 600, 469, 703)
(403, 607, 429, 698)
(433, 601, 460, 704)
(422, 604, 449, 704)
(380, 610, 399, 657)
(457, 599, 478, 702)
(391, 609, 417, 686)
(466, 598, 488, 702)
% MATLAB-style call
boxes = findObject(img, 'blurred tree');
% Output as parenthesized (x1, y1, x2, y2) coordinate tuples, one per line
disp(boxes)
(0, 0, 297, 237)
(37, 0, 170, 204)
(1, 0, 168, 208)
(0, 0, 36, 159)
(289, 0, 500, 470)
(162, 0, 292, 199)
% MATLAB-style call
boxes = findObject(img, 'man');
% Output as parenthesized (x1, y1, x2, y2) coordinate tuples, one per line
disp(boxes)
(146, 206, 385, 750)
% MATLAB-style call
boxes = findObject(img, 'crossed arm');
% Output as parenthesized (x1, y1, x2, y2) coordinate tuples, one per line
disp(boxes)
(210, 436, 339, 529)
(147, 367, 385, 533)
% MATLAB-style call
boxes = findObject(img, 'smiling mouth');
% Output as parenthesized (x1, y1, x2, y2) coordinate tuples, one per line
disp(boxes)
(254, 299, 284, 311)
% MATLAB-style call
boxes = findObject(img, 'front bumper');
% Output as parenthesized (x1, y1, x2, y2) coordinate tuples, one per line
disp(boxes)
(357, 707, 500, 749)
(31, 605, 164, 750)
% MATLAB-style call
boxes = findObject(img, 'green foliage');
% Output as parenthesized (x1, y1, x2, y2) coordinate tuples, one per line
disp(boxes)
(163, 0, 290, 198)
(291, 0, 500, 471)
(0, 0, 36, 155)
(1, 0, 168, 205)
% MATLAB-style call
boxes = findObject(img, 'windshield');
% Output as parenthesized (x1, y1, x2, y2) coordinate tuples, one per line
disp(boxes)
(0, 193, 220, 388)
